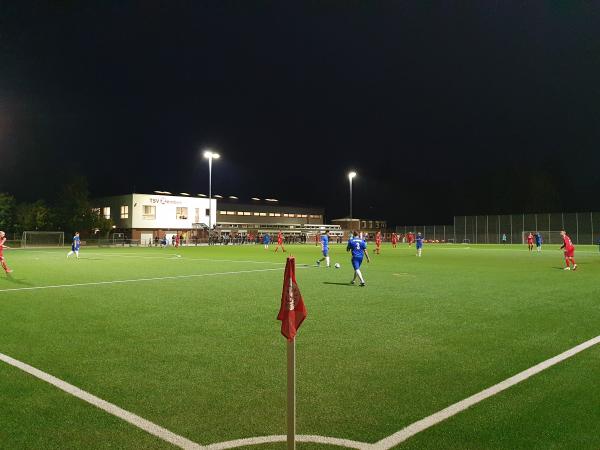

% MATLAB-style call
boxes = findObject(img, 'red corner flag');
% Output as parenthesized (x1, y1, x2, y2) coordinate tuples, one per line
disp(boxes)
(277, 257, 307, 341)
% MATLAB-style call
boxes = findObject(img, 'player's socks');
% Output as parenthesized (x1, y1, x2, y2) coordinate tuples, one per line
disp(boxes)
(356, 269, 365, 284)
(76, 251, 79, 259)
(67, 251, 73, 258)
(325, 256, 330, 267)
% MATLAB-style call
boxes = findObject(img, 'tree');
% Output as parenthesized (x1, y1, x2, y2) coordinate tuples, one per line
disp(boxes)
(55, 176, 95, 234)
(0, 193, 16, 233)
(14, 200, 52, 233)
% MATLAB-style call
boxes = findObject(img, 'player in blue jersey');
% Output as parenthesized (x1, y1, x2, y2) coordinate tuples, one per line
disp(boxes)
(346, 230, 370, 286)
(67, 232, 81, 259)
(316, 230, 331, 267)
(263, 233, 271, 250)
(416, 232, 424, 257)
(534, 232, 543, 252)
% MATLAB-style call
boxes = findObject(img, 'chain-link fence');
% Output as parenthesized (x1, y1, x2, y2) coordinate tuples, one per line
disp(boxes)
(397, 212, 600, 245)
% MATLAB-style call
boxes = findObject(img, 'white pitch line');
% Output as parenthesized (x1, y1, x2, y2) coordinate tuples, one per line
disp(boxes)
(204, 434, 370, 450)
(21, 251, 287, 265)
(0, 267, 295, 293)
(0, 352, 202, 450)
(372, 334, 600, 449)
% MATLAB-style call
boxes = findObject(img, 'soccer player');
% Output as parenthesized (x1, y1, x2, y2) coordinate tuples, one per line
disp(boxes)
(535, 232, 543, 252)
(407, 232, 415, 247)
(416, 232, 424, 257)
(527, 232, 534, 252)
(274, 231, 286, 252)
(502, 233, 507, 244)
(346, 230, 370, 286)
(67, 232, 81, 259)
(560, 230, 577, 270)
(0, 231, 12, 273)
(316, 230, 330, 267)
(375, 231, 382, 255)
(391, 232, 398, 249)
(263, 232, 271, 250)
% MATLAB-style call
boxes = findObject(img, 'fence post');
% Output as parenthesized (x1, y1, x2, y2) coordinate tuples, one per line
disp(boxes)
(510, 215, 513, 244)
(592, 212, 595, 245)
(575, 212, 579, 244)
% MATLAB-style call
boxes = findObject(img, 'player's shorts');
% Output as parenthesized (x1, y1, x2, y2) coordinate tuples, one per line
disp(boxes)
(351, 257, 363, 270)
(322, 249, 329, 257)
(564, 248, 575, 258)
(416, 243, 423, 249)
(72, 245, 79, 251)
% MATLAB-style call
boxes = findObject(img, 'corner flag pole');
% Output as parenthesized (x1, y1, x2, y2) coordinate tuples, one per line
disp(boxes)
(277, 256, 306, 450)
(287, 338, 296, 450)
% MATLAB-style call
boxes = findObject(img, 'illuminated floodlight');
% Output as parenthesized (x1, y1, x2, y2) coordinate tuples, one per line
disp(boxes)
(265, 198, 278, 202)
(348, 171, 357, 180)
(197, 193, 207, 197)
(203, 150, 220, 159)
(251, 197, 261, 201)
(214, 194, 223, 198)
(229, 196, 238, 199)
(180, 192, 190, 196)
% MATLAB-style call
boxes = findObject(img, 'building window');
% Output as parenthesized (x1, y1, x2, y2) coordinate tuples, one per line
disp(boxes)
(120, 205, 129, 219)
(361, 221, 367, 228)
(259, 212, 267, 217)
(243, 212, 251, 216)
(205, 209, 210, 216)
(143, 205, 156, 220)
(310, 214, 320, 219)
(274, 213, 281, 217)
(102, 207, 111, 220)
(283, 213, 289, 218)
(300, 214, 308, 218)
(254, 212, 260, 216)
(269, 213, 275, 217)
(227, 211, 236, 215)
(219, 211, 227, 215)
(237, 211, 244, 215)
(91, 207, 100, 215)
(176, 207, 188, 220)
(195, 208, 200, 223)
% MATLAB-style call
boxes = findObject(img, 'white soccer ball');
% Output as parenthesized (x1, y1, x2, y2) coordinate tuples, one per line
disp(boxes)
(334, 263, 341, 269)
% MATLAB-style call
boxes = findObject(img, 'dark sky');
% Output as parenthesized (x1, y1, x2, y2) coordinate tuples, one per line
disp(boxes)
(1, 1, 599, 225)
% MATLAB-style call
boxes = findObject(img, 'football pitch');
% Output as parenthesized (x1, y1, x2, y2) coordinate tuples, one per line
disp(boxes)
(1, 243, 599, 449)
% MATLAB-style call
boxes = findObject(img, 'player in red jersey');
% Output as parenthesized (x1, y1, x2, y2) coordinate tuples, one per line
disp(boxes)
(0, 231, 12, 274)
(375, 231, 382, 254)
(560, 230, 577, 271)
(274, 231, 286, 252)
(526, 232, 534, 252)
(391, 232, 398, 248)
(315, 233, 319, 246)
(407, 232, 414, 247)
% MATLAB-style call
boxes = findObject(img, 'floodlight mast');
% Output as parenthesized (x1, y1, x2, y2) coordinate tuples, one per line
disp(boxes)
(203, 150, 220, 231)
(348, 171, 357, 220)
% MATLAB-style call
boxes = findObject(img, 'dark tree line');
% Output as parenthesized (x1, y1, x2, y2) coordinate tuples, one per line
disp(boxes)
(0, 177, 113, 237)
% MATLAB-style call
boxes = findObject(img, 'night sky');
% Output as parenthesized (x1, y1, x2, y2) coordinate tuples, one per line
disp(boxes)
(1, 2, 599, 225)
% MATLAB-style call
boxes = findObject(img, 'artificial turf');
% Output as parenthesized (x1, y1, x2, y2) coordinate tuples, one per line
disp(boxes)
(0, 243, 599, 449)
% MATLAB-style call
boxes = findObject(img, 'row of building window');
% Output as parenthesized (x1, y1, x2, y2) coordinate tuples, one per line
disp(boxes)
(218, 211, 320, 219)
(96, 206, 209, 222)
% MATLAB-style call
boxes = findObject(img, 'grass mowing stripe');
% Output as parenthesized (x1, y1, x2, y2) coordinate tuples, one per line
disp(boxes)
(0, 267, 307, 293)
(0, 352, 202, 450)
(373, 334, 600, 449)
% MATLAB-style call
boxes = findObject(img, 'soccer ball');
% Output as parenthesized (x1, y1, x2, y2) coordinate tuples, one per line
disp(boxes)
(334, 263, 341, 269)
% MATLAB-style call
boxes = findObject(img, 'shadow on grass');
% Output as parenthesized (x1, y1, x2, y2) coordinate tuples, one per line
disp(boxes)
(3, 274, 34, 287)
(322, 281, 354, 286)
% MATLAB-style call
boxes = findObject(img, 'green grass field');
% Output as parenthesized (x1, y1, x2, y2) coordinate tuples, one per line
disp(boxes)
(1, 243, 599, 449)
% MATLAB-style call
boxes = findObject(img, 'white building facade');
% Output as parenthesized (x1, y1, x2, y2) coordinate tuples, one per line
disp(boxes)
(92, 193, 216, 242)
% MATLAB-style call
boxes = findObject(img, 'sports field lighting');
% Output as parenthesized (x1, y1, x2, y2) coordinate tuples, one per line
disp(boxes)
(214, 194, 223, 199)
(265, 198, 278, 202)
(197, 193, 207, 197)
(203, 149, 220, 230)
(251, 197, 261, 201)
(348, 171, 357, 219)
(180, 192, 190, 196)
(229, 196, 238, 199)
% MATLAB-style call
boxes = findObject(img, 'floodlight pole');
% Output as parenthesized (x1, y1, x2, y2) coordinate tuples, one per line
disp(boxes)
(204, 150, 220, 234)
(348, 172, 356, 220)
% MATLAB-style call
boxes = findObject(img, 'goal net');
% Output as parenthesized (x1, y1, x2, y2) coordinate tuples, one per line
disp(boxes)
(521, 231, 564, 245)
(21, 231, 65, 248)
